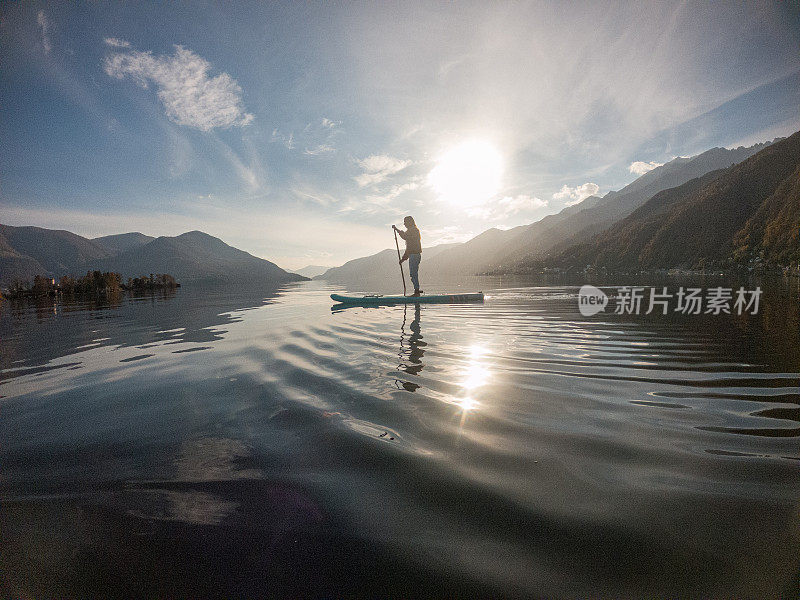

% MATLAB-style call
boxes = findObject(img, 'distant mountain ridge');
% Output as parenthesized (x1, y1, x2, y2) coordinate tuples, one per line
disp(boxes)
(0, 226, 305, 287)
(293, 265, 329, 278)
(514, 131, 800, 272)
(0, 225, 111, 275)
(316, 243, 459, 283)
(95, 230, 305, 284)
(94, 232, 154, 254)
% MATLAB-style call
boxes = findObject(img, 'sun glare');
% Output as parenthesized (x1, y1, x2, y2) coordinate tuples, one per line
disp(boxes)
(428, 140, 503, 208)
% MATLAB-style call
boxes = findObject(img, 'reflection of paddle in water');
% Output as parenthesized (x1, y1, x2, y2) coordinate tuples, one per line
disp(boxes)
(395, 303, 426, 391)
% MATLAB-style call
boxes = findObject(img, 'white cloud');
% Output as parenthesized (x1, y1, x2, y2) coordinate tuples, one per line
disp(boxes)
(212, 137, 261, 190)
(104, 37, 131, 48)
(426, 226, 476, 245)
(292, 185, 339, 207)
(304, 144, 335, 156)
(467, 194, 547, 220)
(357, 154, 409, 173)
(386, 180, 420, 198)
(362, 179, 420, 207)
(354, 154, 411, 187)
(497, 194, 547, 213)
(552, 182, 600, 205)
(271, 119, 338, 153)
(163, 124, 192, 179)
(270, 129, 295, 149)
(104, 42, 254, 131)
(333, 175, 421, 216)
(37, 10, 51, 55)
(628, 160, 663, 175)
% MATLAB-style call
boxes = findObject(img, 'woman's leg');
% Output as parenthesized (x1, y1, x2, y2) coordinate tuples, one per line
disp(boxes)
(409, 254, 421, 291)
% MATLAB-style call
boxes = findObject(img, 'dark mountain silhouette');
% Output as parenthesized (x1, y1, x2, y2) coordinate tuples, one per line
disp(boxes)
(0, 224, 111, 279)
(96, 231, 306, 284)
(534, 171, 726, 271)
(0, 230, 48, 285)
(417, 226, 527, 277)
(0, 226, 304, 287)
(423, 194, 606, 275)
(94, 232, 154, 254)
(522, 130, 800, 272)
(316, 243, 458, 283)
(732, 163, 800, 266)
(504, 148, 769, 265)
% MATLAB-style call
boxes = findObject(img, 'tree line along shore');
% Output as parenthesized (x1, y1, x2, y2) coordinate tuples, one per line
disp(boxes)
(1, 271, 179, 300)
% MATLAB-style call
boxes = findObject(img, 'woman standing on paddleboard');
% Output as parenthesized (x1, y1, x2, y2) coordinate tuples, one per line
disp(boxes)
(393, 216, 423, 297)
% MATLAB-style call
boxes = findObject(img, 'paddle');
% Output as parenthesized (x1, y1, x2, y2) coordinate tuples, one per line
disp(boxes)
(393, 227, 407, 296)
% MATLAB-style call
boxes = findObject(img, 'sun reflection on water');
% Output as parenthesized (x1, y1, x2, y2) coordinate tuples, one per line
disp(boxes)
(459, 397, 478, 412)
(462, 364, 490, 393)
(456, 344, 492, 421)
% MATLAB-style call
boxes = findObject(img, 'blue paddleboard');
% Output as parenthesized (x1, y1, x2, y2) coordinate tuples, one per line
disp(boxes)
(330, 292, 484, 305)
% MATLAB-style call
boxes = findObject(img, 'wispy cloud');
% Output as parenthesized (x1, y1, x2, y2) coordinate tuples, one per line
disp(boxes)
(303, 144, 335, 156)
(270, 129, 295, 149)
(292, 185, 339, 207)
(468, 194, 548, 220)
(628, 160, 663, 175)
(164, 123, 193, 179)
(272, 118, 339, 154)
(385, 180, 420, 199)
(426, 226, 476, 245)
(333, 175, 420, 216)
(362, 178, 420, 207)
(208, 135, 264, 191)
(37, 10, 51, 55)
(552, 183, 599, 206)
(104, 37, 131, 48)
(354, 154, 411, 187)
(104, 40, 254, 131)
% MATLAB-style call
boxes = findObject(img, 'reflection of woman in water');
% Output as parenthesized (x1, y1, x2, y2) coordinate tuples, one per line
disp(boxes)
(397, 303, 426, 390)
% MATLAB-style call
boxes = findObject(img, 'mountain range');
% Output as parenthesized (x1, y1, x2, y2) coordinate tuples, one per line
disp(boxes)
(317, 136, 793, 281)
(315, 243, 458, 285)
(0, 227, 305, 287)
(94, 232, 155, 254)
(292, 265, 330, 278)
(5, 134, 796, 289)
(528, 130, 800, 272)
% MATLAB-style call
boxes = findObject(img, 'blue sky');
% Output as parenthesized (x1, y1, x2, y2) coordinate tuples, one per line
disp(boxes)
(1, 1, 799, 269)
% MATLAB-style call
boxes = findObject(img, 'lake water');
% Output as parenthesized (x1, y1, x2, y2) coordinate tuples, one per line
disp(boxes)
(1, 278, 799, 598)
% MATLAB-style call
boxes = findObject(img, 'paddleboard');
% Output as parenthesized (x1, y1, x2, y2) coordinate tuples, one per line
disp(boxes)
(330, 292, 484, 305)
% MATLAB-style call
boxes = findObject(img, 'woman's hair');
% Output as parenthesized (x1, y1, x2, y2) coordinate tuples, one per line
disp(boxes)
(404, 215, 416, 227)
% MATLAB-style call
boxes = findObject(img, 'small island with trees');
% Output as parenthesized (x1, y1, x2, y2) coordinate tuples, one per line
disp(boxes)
(1, 271, 179, 301)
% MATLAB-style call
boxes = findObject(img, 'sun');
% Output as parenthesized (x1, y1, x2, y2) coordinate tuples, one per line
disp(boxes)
(427, 140, 503, 208)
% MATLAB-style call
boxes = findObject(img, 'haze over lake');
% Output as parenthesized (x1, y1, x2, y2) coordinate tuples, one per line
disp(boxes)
(2, 277, 798, 598)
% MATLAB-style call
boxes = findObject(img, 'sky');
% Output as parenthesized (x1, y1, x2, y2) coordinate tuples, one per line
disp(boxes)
(1, 1, 799, 270)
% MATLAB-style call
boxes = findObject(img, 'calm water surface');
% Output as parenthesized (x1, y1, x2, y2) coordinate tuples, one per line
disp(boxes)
(1, 279, 799, 598)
